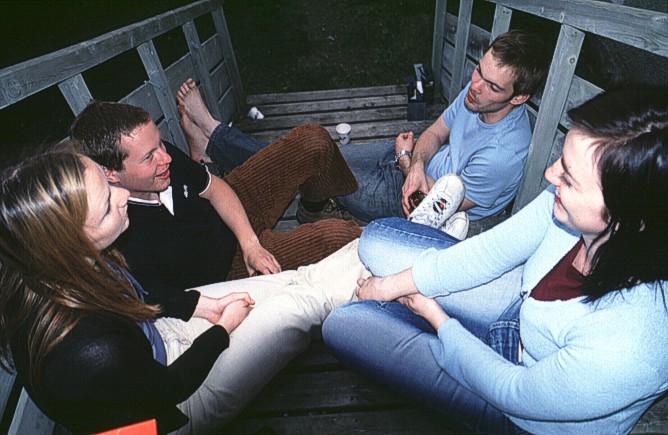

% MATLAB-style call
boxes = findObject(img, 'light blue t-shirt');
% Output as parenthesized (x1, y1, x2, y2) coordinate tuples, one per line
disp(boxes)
(426, 82, 532, 220)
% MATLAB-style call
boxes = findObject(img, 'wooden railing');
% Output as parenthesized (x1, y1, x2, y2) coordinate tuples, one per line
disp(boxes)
(430, 0, 668, 211)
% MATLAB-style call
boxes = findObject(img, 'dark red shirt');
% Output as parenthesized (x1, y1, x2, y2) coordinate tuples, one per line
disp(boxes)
(531, 239, 585, 302)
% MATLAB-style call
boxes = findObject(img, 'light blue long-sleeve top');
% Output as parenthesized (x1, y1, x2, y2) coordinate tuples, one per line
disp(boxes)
(412, 187, 668, 434)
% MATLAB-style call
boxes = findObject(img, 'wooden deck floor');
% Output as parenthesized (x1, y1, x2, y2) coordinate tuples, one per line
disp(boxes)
(221, 85, 459, 434)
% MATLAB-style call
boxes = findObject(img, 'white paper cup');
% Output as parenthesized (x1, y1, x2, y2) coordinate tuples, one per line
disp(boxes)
(336, 123, 352, 145)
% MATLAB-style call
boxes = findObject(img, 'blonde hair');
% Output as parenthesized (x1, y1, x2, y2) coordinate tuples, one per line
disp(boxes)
(0, 147, 160, 386)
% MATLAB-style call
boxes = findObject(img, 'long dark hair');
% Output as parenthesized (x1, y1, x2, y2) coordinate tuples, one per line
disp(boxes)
(0, 150, 160, 386)
(568, 87, 668, 299)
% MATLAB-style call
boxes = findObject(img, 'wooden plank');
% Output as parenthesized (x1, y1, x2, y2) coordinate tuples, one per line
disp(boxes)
(235, 107, 412, 133)
(210, 61, 233, 105)
(431, 0, 448, 101)
(448, 0, 473, 102)
(238, 371, 409, 415)
(211, 6, 245, 118)
(8, 390, 54, 435)
(253, 94, 408, 117)
(514, 24, 584, 212)
(120, 82, 163, 121)
(164, 53, 197, 101)
(0, 0, 223, 109)
(182, 21, 222, 120)
(445, 13, 458, 46)
(0, 369, 16, 427)
(491, 4, 513, 40)
(201, 34, 223, 72)
(466, 23, 491, 63)
(58, 74, 93, 115)
(226, 408, 452, 435)
(137, 40, 189, 154)
(247, 85, 405, 106)
(490, 0, 668, 57)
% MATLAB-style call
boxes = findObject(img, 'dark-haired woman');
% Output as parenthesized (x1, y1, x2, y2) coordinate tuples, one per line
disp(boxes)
(323, 87, 668, 434)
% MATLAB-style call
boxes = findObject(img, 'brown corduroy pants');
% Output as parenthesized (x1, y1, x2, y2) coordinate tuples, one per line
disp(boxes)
(223, 124, 362, 279)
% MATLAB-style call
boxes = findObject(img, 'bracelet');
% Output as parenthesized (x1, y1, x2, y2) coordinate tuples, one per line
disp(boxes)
(394, 149, 413, 165)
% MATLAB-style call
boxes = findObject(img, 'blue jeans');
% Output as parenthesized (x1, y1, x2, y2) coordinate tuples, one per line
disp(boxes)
(206, 124, 268, 174)
(323, 301, 528, 434)
(359, 217, 522, 339)
(337, 141, 406, 222)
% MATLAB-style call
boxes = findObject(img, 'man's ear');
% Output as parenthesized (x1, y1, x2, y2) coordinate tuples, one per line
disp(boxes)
(103, 167, 121, 184)
(510, 93, 530, 106)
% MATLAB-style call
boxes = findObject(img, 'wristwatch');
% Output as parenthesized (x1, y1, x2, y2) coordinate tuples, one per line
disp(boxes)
(394, 149, 413, 165)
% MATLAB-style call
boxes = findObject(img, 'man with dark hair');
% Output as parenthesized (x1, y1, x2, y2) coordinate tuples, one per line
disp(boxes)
(310, 29, 551, 235)
(70, 102, 361, 321)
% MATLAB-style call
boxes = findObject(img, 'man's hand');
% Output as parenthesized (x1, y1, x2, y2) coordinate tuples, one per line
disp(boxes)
(242, 239, 281, 276)
(196, 292, 255, 325)
(394, 132, 416, 175)
(401, 168, 434, 217)
(398, 293, 449, 330)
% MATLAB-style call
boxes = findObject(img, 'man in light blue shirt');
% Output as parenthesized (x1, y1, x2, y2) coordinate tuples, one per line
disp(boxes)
(332, 30, 549, 224)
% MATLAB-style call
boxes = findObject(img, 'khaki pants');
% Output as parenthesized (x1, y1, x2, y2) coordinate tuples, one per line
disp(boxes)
(156, 239, 369, 434)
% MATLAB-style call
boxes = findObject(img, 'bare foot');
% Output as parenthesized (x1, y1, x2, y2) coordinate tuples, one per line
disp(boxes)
(179, 105, 213, 164)
(176, 78, 220, 137)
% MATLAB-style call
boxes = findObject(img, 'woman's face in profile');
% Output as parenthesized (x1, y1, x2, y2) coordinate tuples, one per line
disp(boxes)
(544, 129, 609, 242)
(82, 157, 130, 251)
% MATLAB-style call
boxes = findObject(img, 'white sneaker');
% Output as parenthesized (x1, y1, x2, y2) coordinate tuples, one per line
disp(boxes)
(408, 174, 465, 229)
(442, 211, 469, 240)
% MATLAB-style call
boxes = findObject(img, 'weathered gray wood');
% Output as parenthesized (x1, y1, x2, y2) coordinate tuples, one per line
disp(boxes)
(201, 34, 223, 72)
(491, 4, 512, 40)
(120, 82, 163, 121)
(209, 62, 233, 103)
(466, 23, 491, 62)
(218, 86, 238, 125)
(58, 74, 93, 116)
(0, 0, 223, 109)
(8, 390, 54, 435)
(0, 368, 16, 426)
(514, 24, 585, 212)
(137, 41, 189, 154)
(247, 85, 405, 106)
(226, 408, 452, 435)
(211, 6, 245, 119)
(182, 21, 222, 120)
(448, 0, 473, 102)
(432, 0, 448, 102)
(164, 52, 196, 98)
(490, 0, 668, 57)
(255, 94, 408, 117)
(239, 371, 408, 414)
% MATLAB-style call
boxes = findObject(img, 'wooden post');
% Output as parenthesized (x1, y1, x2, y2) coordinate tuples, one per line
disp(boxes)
(182, 20, 222, 120)
(431, 0, 448, 103)
(211, 6, 245, 119)
(137, 41, 189, 154)
(448, 0, 473, 102)
(490, 4, 512, 41)
(58, 74, 93, 115)
(513, 24, 584, 212)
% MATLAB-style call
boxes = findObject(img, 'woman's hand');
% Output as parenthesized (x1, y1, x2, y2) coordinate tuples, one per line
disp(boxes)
(356, 269, 420, 301)
(215, 292, 254, 333)
(398, 293, 449, 330)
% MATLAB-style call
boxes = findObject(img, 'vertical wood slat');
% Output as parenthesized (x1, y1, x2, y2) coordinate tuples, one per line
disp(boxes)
(58, 74, 93, 116)
(431, 0, 448, 103)
(137, 40, 189, 154)
(513, 24, 585, 212)
(181, 21, 222, 120)
(490, 4, 512, 41)
(8, 390, 54, 435)
(448, 0, 473, 102)
(211, 6, 245, 119)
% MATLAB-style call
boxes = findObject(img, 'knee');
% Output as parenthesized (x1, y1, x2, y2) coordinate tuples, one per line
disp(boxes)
(289, 124, 336, 154)
(311, 219, 362, 249)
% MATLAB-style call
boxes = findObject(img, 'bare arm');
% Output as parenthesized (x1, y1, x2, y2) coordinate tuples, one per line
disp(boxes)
(401, 117, 451, 215)
(356, 268, 419, 301)
(201, 175, 281, 276)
